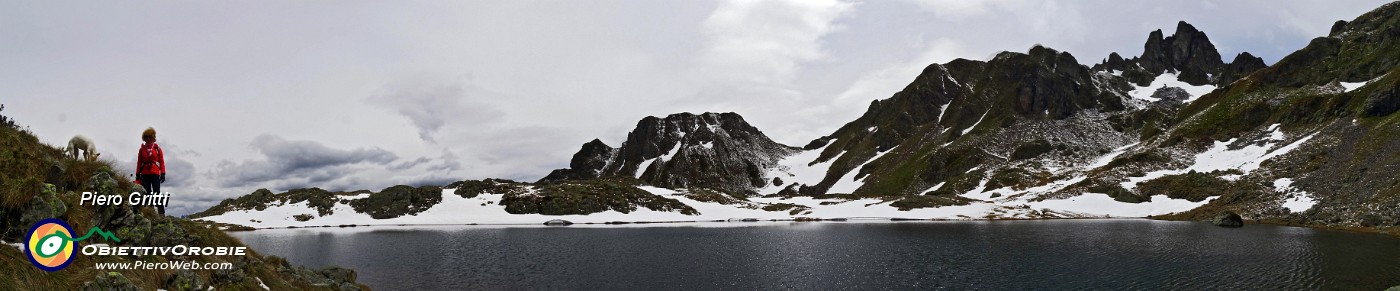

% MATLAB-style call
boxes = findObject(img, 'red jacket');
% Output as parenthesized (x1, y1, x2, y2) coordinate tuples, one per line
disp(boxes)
(137, 142, 165, 175)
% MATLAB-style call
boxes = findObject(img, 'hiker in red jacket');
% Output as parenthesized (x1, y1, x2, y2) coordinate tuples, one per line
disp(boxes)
(136, 127, 167, 215)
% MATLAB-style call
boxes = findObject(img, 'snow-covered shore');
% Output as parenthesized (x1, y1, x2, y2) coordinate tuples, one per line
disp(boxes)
(195, 185, 1211, 229)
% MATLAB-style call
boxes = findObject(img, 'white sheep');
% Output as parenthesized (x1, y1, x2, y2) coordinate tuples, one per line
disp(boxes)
(67, 135, 99, 161)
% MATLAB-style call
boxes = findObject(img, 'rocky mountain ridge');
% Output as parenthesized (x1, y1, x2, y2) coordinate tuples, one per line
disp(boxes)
(196, 2, 1400, 236)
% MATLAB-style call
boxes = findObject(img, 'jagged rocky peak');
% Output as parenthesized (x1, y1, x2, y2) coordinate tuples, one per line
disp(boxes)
(540, 112, 798, 195)
(1095, 21, 1266, 87)
(1141, 21, 1224, 83)
(539, 139, 618, 181)
(1218, 52, 1268, 86)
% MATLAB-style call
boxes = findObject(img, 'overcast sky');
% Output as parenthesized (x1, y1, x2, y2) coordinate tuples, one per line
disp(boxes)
(1, 0, 1389, 215)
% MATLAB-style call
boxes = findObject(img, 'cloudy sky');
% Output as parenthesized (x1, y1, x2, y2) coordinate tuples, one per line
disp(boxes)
(1, 0, 1388, 215)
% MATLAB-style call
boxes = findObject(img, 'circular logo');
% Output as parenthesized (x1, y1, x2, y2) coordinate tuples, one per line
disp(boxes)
(26, 218, 76, 272)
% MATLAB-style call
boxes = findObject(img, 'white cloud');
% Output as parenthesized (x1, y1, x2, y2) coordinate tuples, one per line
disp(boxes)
(0, 0, 1392, 217)
(697, 0, 854, 88)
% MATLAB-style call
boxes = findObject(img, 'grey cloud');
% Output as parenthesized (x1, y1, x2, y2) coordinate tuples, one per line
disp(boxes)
(210, 134, 397, 188)
(368, 76, 505, 143)
(391, 157, 433, 170)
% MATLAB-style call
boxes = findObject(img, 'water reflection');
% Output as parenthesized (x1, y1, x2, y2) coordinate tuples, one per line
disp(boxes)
(232, 220, 1400, 290)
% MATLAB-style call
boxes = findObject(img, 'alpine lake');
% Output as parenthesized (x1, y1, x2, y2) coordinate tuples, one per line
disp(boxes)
(231, 219, 1400, 290)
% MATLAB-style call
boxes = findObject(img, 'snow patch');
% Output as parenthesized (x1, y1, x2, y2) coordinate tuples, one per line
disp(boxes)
(936, 102, 952, 124)
(257, 277, 270, 290)
(3, 240, 21, 252)
(1127, 73, 1217, 103)
(928, 182, 946, 191)
(1274, 178, 1316, 213)
(829, 147, 897, 193)
(757, 145, 836, 194)
(659, 142, 681, 160)
(198, 181, 1223, 228)
(1340, 74, 1385, 93)
(1028, 194, 1215, 218)
(635, 158, 657, 178)
(962, 110, 988, 135)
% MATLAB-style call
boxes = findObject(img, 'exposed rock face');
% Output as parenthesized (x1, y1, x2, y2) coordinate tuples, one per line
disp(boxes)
(539, 139, 617, 181)
(1150, 86, 1191, 107)
(787, 45, 1131, 196)
(1140, 21, 1224, 85)
(1093, 21, 1266, 87)
(1217, 52, 1268, 86)
(1213, 211, 1244, 227)
(540, 112, 798, 195)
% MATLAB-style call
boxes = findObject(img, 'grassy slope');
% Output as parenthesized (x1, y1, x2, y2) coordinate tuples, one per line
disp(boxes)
(1148, 3, 1400, 235)
(0, 118, 367, 290)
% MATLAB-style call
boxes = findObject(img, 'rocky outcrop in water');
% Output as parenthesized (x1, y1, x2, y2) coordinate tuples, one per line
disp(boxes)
(1213, 211, 1244, 227)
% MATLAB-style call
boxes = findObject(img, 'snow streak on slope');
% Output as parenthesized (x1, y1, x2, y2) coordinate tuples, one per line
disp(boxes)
(635, 142, 684, 178)
(1124, 125, 1317, 189)
(962, 111, 988, 135)
(828, 146, 897, 194)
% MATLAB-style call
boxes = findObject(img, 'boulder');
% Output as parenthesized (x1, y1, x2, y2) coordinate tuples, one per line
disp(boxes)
(543, 219, 574, 226)
(20, 183, 66, 228)
(1212, 211, 1244, 227)
(1150, 86, 1191, 107)
(83, 272, 139, 291)
(164, 269, 205, 291)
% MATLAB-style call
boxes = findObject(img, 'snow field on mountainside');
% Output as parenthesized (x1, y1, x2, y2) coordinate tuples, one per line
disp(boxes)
(1127, 73, 1217, 102)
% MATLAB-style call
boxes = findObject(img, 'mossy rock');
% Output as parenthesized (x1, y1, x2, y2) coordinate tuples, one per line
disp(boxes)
(1136, 171, 1231, 202)
(890, 195, 974, 211)
(1083, 180, 1149, 203)
(347, 185, 444, 219)
(448, 178, 525, 198)
(83, 272, 138, 291)
(20, 183, 66, 228)
(500, 180, 698, 216)
(1213, 211, 1244, 227)
(683, 188, 748, 205)
(164, 270, 205, 291)
(761, 203, 810, 215)
(1009, 139, 1054, 161)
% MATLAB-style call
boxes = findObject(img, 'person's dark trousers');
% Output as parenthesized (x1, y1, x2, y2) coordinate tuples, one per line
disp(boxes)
(139, 174, 163, 215)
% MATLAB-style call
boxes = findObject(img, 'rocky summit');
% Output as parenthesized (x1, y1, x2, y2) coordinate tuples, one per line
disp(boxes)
(1093, 21, 1267, 87)
(540, 112, 798, 195)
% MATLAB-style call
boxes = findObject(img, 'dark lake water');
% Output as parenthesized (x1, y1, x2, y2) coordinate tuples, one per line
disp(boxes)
(230, 220, 1400, 290)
